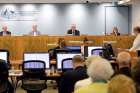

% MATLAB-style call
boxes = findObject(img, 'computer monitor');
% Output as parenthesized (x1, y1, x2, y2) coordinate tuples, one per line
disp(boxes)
(84, 46, 103, 57)
(56, 53, 82, 69)
(23, 52, 50, 69)
(0, 50, 9, 63)
(64, 46, 81, 53)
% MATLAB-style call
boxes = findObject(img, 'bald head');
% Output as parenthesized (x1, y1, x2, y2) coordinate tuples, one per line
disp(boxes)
(117, 52, 131, 68)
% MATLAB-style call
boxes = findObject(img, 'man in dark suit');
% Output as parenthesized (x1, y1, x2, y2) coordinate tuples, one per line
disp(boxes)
(58, 55, 88, 93)
(67, 24, 80, 36)
(29, 24, 41, 36)
(0, 26, 11, 36)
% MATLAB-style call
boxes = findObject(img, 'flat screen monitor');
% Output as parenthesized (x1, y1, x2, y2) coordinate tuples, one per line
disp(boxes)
(84, 46, 103, 57)
(0, 50, 9, 63)
(64, 46, 81, 50)
(56, 53, 82, 69)
(24, 53, 50, 69)
(64, 46, 81, 53)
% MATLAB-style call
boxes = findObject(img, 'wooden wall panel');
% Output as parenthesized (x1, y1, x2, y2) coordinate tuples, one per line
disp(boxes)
(0, 35, 135, 61)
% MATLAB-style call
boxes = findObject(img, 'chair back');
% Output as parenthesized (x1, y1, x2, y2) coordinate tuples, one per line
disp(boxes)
(22, 60, 46, 79)
(61, 58, 73, 72)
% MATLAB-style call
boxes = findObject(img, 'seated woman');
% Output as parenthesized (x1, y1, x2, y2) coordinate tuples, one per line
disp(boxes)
(74, 57, 114, 93)
(74, 55, 102, 90)
(111, 27, 120, 36)
(49, 38, 66, 59)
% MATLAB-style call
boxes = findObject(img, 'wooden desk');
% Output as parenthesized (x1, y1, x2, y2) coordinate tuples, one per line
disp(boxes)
(0, 35, 135, 61)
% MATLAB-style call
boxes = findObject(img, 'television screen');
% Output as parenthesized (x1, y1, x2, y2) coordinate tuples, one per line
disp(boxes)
(56, 53, 82, 69)
(24, 53, 50, 69)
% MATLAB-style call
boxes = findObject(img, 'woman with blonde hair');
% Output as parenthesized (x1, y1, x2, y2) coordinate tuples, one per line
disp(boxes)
(108, 74, 136, 93)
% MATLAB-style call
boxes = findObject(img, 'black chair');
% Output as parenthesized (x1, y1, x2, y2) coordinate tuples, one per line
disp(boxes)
(0, 59, 14, 93)
(61, 58, 73, 72)
(21, 60, 47, 93)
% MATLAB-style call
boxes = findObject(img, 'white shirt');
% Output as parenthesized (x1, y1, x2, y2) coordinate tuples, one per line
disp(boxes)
(74, 78, 92, 90)
(130, 34, 140, 51)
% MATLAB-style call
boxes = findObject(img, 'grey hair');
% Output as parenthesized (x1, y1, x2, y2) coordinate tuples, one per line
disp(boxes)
(117, 52, 131, 64)
(87, 58, 114, 82)
(85, 55, 102, 67)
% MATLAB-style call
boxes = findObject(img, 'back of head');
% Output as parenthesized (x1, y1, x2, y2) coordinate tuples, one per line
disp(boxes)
(134, 26, 140, 34)
(73, 55, 84, 68)
(87, 58, 114, 82)
(108, 74, 136, 93)
(85, 55, 102, 68)
(117, 52, 131, 68)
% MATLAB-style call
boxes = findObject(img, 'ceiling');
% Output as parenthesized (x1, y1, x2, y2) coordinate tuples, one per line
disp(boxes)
(0, 0, 138, 4)
(0, 0, 115, 3)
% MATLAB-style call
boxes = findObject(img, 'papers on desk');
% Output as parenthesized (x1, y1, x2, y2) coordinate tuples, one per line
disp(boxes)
(9, 70, 23, 76)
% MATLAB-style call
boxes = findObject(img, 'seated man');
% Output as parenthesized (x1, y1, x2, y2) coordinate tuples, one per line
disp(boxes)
(29, 24, 41, 36)
(67, 24, 80, 36)
(116, 51, 131, 77)
(0, 25, 11, 36)
(58, 55, 88, 93)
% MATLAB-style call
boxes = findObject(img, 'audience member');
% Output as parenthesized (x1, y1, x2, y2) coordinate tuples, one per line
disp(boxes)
(0, 59, 14, 93)
(0, 25, 11, 36)
(130, 26, 140, 51)
(29, 24, 41, 36)
(58, 55, 88, 93)
(74, 58, 114, 93)
(108, 74, 136, 93)
(75, 55, 102, 90)
(116, 51, 131, 77)
(131, 60, 140, 93)
(111, 27, 120, 36)
(67, 24, 80, 36)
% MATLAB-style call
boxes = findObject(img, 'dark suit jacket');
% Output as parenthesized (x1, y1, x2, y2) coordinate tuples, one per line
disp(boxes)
(119, 67, 131, 77)
(58, 66, 88, 93)
(0, 31, 11, 36)
(67, 29, 80, 36)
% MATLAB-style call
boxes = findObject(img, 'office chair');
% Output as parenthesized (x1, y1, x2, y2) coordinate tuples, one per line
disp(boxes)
(21, 60, 47, 93)
(61, 58, 73, 72)
(0, 59, 14, 93)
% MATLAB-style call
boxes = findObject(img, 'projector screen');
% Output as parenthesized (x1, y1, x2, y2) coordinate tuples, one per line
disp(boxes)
(24, 53, 50, 69)
(56, 53, 82, 69)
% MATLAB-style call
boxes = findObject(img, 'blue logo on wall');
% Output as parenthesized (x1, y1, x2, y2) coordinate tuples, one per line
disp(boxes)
(1, 8, 16, 19)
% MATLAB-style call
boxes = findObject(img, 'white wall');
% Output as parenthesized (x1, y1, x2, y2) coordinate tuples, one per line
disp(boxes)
(132, 3, 140, 33)
(0, 3, 130, 35)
